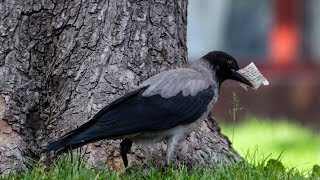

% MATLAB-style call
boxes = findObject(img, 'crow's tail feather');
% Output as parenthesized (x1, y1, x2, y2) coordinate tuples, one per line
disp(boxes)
(41, 127, 98, 154)
(41, 135, 72, 154)
(41, 88, 145, 154)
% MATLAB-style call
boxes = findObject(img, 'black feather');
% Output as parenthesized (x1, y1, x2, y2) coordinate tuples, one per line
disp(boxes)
(43, 86, 215, 153)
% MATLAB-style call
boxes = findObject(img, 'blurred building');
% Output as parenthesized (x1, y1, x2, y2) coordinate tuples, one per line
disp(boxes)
(188, 0, 320, 127)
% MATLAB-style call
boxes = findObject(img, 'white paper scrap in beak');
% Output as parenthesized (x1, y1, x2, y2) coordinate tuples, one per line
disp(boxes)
(237, 62, 269, 90)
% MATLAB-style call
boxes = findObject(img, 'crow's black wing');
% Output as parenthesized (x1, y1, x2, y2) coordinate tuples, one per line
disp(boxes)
(44, 86, 214, 153)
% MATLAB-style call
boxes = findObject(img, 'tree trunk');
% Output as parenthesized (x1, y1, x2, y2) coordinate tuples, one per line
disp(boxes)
(0, 0, 242, 174)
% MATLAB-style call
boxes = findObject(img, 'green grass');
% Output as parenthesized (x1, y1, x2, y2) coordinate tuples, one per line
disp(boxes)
(2, 117, 320, 180)
(2, 155, 318, 180)
(221, 117, 320, 172)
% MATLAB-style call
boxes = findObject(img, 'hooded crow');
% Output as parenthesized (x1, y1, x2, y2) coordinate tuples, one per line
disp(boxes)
(43, 51, 253, 167)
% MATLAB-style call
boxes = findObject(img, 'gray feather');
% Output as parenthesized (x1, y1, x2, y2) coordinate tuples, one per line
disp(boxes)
(139, 67, 214, 98)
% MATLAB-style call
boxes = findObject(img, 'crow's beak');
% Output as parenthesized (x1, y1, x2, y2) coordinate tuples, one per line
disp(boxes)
(229, 70, 253, 87)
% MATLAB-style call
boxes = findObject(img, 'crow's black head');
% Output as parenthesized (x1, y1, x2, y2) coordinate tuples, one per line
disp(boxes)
(202, 51, 253, 87)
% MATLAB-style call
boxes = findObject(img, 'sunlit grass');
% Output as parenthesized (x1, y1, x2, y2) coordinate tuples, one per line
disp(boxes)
(220, 117, 320, 172)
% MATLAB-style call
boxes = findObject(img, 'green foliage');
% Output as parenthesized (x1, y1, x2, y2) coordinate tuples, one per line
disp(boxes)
(229, 92, 242, 142)
(221, 117, 320, 172)
(265, 159, 286, 173)
(312, 164, 320, 178)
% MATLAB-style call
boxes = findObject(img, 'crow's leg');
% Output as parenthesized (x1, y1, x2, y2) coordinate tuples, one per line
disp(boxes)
(166, 135, 183, 165)
(120, 138, 133, 168)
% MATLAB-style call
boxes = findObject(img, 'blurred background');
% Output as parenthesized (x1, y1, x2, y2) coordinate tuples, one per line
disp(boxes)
(187, 0, 320, 171)
(188, 0, 320, 127)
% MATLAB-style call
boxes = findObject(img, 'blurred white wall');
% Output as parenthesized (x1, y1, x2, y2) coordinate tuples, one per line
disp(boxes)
(187, 0, 270, 60)
(187, 0, 230, 59)
(309, 0, 320, 60)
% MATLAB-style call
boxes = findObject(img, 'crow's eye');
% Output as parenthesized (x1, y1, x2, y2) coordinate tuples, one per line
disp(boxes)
(227, 60, 234, 66)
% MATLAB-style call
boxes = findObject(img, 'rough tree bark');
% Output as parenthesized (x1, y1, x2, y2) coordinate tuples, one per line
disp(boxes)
(0, 0, 242, 174)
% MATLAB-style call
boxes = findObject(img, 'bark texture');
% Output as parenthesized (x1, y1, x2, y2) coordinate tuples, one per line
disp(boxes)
(0, 0, 241, 174)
